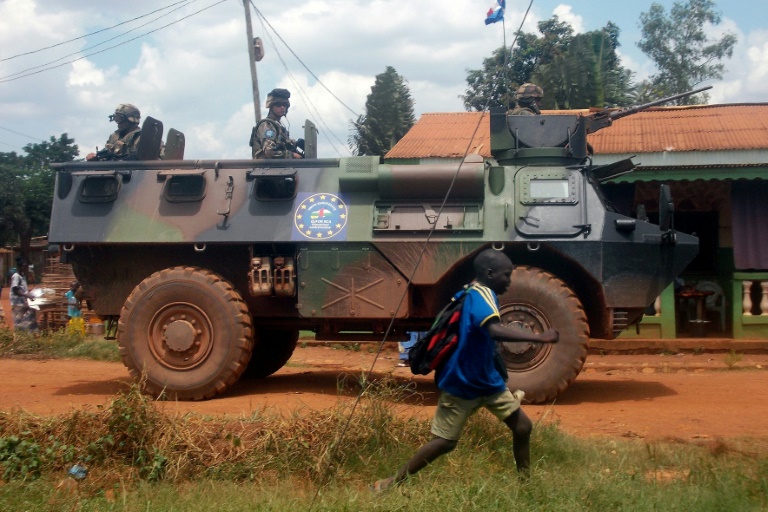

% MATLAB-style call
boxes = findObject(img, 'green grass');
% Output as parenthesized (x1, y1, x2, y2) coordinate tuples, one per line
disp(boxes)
(0, 325, 120, 361)
(0, 379, 766, 512)
(0, 331, 766, 511)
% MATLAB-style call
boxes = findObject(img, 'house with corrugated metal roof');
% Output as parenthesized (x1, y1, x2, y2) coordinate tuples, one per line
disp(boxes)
(384, 104, 768, 340)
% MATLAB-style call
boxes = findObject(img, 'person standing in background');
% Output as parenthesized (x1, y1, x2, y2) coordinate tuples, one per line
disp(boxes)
(65, 281, 85, 335)
(10, 257, 39, 333)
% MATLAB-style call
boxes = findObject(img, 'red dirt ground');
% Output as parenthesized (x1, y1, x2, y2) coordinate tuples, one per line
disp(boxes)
(1, 341, 767, 446)
(4, 289, 768, 444)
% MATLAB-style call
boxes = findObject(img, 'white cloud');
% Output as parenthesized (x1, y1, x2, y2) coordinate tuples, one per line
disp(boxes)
(1, 0, 765, 159)
(67, 60, 105, 87)
(710, 28, 768, 104)
(552, 4, 584, 33)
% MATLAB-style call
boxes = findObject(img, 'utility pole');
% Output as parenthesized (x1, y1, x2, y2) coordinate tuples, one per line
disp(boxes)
(243, 0, 261, 123)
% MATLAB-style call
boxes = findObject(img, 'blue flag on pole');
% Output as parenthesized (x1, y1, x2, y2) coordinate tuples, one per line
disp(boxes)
(485, 0, 505, 25)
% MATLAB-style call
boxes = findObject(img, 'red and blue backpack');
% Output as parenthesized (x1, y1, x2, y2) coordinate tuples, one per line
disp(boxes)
(408, 289, 468, 376)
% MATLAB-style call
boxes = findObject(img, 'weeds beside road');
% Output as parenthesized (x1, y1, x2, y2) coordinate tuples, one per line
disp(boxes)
(0, 328, 767, 510)
(1, 378, 766, 511)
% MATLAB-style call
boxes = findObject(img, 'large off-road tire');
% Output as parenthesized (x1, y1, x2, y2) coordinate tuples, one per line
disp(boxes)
(242, 329, 299, 379)
(118, 267, 254, 400)
(497, 266, 589, 403)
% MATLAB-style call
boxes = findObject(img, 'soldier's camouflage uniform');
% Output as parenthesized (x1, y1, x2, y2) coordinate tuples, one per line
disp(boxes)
(508, 105, 538, 116)
(250, 119, 294, 159)
(509, 83, 543, 116)
(92, 103, 143, 161)
(100, 126, 142, 160)
(251, 88, 298, 159)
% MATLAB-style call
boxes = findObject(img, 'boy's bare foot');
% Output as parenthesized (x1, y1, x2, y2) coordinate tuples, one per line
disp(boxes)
(371, 476, 395, 493)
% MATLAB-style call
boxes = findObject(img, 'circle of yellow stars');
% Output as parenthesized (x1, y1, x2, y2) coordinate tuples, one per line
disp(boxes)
(294, 193, 348, 239)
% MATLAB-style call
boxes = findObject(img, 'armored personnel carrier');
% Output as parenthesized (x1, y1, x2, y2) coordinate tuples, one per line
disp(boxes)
(49, 91, 702, 403)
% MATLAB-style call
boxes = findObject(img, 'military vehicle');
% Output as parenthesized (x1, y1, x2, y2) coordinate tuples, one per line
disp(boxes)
(48, 89, 705, 403)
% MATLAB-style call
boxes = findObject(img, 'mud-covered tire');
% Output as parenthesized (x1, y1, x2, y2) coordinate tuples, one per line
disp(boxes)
(243, 329, 299, 379)
(118, 267, 254, 400)
(497, 266, 589, 403)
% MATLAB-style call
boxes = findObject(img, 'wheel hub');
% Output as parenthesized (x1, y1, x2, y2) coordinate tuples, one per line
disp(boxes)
(148, 303, 213, 371)
(164, 319, 197, 352)
(498, 305, 551, 371)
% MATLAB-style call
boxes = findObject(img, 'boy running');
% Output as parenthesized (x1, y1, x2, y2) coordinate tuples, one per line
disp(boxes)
(373, 249, 558, 490)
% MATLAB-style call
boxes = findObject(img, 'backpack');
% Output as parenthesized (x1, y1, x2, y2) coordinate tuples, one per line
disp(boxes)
(409, 289, 468, 375)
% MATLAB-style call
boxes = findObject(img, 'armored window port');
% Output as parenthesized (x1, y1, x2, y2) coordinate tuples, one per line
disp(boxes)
(77, 175, 121, 203)
(163, 174, 207, 202)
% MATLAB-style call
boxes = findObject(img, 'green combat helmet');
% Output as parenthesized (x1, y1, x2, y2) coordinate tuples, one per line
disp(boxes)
(515, 83, 543, 103)
(265, 88, 291, 109)
(109, 103, 141, 124)
(510, 83, 543, 115)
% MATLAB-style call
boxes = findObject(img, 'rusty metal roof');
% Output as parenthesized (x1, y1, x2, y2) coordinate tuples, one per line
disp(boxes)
(385, 104, 768, 159)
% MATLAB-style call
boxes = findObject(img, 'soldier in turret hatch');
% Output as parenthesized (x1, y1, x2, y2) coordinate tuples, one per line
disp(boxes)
(509, 83, 544, 116)
(250, 88, 304, 159)
(86, 104, 143, 161)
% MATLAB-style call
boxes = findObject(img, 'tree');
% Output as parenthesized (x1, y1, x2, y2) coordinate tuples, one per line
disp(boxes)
(532, 23, 635, 109)
(532, 34, 601, 109)
(638, 0, 737, 104)
(462, 16, 634, 111)
(349, 66, 416, 156)
(0, 134, 79, 258)
(0, 153, 27, 249)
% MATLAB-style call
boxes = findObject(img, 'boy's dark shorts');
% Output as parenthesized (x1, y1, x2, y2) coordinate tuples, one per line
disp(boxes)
(431, 389, 525, 441)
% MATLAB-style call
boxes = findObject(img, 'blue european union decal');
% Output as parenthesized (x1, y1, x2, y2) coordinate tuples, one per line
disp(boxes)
(291, 192, 349, 241)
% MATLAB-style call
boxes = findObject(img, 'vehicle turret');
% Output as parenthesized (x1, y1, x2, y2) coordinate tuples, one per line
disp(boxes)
(491, 86, 712, 165)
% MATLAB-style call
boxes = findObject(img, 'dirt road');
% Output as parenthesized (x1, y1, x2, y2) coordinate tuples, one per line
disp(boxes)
(1, 345, 767, 445)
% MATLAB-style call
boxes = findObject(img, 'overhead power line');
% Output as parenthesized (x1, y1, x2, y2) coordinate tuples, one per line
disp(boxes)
(0, 140, 26, 151)
(307, 3, 536, 509)
(0, 125, 44, 142)
(253, 8, 351, 156)
(1, 0, 202, 81)
(0, 0, 191, 62)
(0, 0, 228, 84)
(250, 1, 359, 119)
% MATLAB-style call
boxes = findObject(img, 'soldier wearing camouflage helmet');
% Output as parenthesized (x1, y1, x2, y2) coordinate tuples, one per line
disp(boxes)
(86, 103, 143, 161)
(250, 88, 303, 159)
(509, 83, 544, 116)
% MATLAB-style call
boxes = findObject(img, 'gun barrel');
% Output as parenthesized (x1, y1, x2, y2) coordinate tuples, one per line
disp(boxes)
(610, 85, 713, 121)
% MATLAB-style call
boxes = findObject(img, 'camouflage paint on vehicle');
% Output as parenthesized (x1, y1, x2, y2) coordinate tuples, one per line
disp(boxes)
(49, 91, 702, 402)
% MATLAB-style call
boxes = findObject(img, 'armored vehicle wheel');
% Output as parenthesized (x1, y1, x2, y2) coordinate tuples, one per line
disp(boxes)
(243, 329, 299, 378)
(118, 267, 254, 400)
(497, 266, 589, 404)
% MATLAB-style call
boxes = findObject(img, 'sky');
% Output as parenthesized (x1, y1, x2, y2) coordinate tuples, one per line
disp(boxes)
(0, 0, 766, 160)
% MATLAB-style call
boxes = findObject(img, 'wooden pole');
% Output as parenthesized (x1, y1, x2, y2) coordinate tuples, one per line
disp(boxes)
(243, 0, 261, 123)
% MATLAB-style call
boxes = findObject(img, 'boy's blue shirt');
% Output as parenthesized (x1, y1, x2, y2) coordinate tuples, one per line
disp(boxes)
(435, 282, 507, 399)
